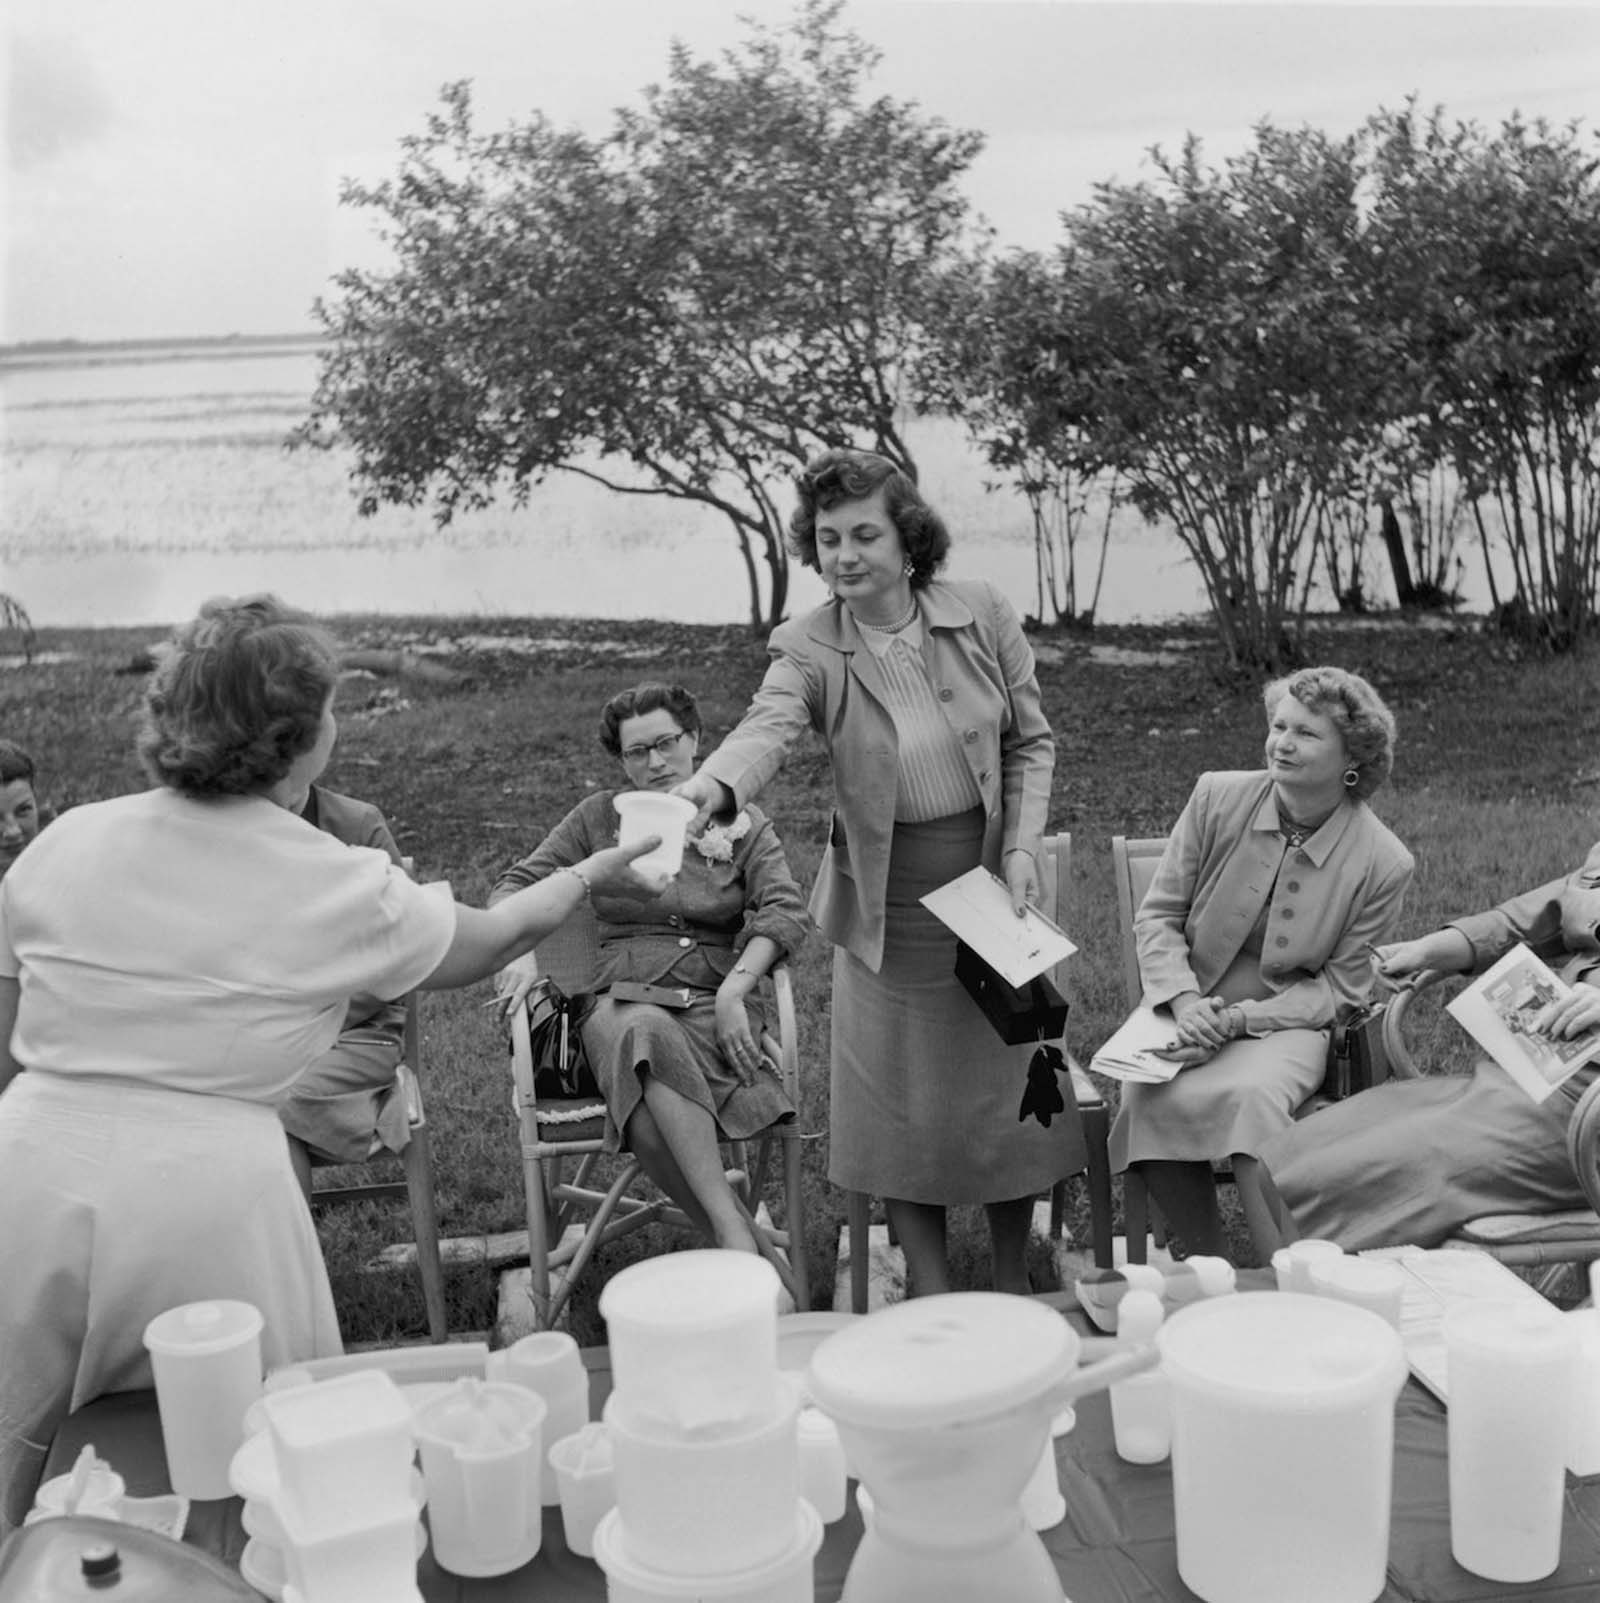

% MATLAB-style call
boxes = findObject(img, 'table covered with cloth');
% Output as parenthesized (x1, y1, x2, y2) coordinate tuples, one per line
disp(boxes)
(43, 1308, 1600, 1603)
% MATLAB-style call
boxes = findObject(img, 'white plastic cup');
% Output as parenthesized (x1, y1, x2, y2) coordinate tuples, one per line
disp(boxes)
(613, 790, 697, 881)
(143, 1299, 264, 1499)
(487, 1331, 590, 1504)
(1158, 1291, 1406, 1603)
(1308, 1256, 1405, 1329)
(1445, 1298, 1577, 1582)
(1110, 1289, 1170, 1465)
(796, 1406, 847, 1524)
(599, 1250, 783, 1433)
(1283, 1238, 1345, 1294)
(548, 1422, 615, 1558)
(1567, 1308, 1600, 1475)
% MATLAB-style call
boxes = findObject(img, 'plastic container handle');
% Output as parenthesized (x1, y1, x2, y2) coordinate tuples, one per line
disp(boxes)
(1049, 1342, 1161, 1410)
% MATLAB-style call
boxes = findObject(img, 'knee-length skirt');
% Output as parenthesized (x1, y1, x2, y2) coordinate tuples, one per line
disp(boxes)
(828, 811, 1086, 1205)
(0, 1073, 342, 1534)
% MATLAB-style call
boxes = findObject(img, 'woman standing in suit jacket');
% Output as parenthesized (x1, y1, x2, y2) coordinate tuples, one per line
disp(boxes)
(1106, 667, 1414, 1259)
(675, 448, 1081, 1296)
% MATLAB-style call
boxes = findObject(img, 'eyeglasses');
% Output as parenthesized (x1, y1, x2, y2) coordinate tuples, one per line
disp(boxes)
(620, 731, 691, 766)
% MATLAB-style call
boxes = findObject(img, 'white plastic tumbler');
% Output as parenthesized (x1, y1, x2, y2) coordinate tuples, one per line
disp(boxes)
(487, 1330, 590, 1504)
(1158, 1291, 1406, 1603)
(796, 1406, 847, 1524)
(1567, 1307, 1600, 1475)
(547, 1422, 615, 1558)
(1445, 1298, 1577, 1582)
(142, 1299, 264, 1499)
(1110, 1289, 1170, 1464)
(613, 791, 696, 881)
(1282, 1238, 1345, 1294)
(1309, 1256, 1405, 1329)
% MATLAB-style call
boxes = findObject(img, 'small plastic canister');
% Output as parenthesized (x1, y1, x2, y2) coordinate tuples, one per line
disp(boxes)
(1158, 1291, 1405, 1603)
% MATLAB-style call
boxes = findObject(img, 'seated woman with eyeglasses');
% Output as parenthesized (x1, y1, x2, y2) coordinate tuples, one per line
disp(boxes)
(492, 682, 810, 1254)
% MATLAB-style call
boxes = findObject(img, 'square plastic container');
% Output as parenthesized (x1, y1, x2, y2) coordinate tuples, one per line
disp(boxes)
(260, 1369, 415, 1533)
(593, 1500, 822, 1603)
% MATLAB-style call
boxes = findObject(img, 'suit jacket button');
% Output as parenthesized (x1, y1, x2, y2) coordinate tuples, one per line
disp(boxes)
(1274, 936, 1289, 948)
(964, 729, 979, 743)
(939, 686, 954, 701)
(678, 936, 692, 948)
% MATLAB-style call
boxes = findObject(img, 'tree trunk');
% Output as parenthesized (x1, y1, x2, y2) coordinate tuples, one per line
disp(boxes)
(1379, 497, 1416, 606)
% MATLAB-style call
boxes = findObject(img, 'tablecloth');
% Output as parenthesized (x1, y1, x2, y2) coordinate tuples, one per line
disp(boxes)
(44, 1313, 1600, 1602)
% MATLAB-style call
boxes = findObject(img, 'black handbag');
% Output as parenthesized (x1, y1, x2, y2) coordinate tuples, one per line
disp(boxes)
(523, 978, 600, 1100)
(1321, 1000, 1391, 1100)
(952, 941, 1077, 1129)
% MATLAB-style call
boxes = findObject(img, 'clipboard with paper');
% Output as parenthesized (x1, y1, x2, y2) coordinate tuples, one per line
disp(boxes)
(920, 866, 1078, 987)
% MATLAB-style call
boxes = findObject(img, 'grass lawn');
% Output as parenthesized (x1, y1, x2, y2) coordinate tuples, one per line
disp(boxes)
(4, 610, 1598, 1344)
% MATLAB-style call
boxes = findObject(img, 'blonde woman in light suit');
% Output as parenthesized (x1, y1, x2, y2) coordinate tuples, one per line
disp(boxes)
(675, 448, 1081, 1297)
(1107, 666, 1414, 1260)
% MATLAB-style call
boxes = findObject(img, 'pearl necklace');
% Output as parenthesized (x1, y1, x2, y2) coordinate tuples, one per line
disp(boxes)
(855, 595, 919, 634)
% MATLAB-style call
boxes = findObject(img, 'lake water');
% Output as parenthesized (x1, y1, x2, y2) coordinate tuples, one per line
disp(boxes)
(0, 340, 1494, 630)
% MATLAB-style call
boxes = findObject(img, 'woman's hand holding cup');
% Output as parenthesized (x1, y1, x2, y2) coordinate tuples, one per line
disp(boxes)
(580, 839, 668, 901)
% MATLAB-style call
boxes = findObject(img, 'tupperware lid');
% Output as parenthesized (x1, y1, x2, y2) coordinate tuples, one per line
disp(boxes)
(598, 1249, 781, 1329)
(261, 1367, 411, 1448)
(0, 1515, 260, 1601)
(141, 1300, 262, 1357)
(412, 1378, 546, 1451)
(1442, 1297, 1575, 1362)
(805, 1293, 1078, 1430)
(1157, 1291, 1406, 1407)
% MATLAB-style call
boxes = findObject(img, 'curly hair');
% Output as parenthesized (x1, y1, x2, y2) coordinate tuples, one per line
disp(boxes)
(0, 740, 34, 787)
(597, 681, 702, 758)
(786, 448, 951, 588)
(137, 595, 341, 797)
(1263, 665, 1398, 801)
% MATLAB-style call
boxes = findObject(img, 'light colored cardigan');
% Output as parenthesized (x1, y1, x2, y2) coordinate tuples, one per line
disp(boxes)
(1137, 770, 1415, 1033)
(700, 578, 1054, 972)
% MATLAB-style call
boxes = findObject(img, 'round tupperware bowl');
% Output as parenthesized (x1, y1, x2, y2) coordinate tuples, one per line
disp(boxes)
(593, 1500, 823, 1603)
(599, 1251, 783, 1433)
(1158, 1292, 1405, 1603)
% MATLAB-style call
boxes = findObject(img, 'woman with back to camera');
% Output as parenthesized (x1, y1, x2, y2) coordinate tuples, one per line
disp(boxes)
(674, 447, 1081, 1297)
(491, 681, 809, 1256)
(0, 595, 661, 1531)
(1105, 666, 1414, 1260)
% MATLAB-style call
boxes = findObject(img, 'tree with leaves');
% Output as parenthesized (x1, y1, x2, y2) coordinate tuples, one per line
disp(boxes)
(296, 1, 985, 631)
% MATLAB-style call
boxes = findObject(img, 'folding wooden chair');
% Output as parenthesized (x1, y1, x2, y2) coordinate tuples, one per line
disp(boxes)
(306, 990, 449, 1341)
(844, 831, 1117, 1312)
(509, 906, 809, 1331)
(1377, 970, 1600, 1299)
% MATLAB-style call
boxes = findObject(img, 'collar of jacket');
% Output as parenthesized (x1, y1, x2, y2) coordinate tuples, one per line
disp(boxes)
(1249, 779, 1358, 867)
(802, 581, 976, 653)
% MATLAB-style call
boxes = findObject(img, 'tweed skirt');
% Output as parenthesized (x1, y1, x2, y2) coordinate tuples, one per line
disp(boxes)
(827, 809, 1086, 1204)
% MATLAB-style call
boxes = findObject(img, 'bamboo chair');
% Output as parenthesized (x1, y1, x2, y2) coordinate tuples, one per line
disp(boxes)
(843, 832, 1117, 1313)
(1377, 971, 1600, 1299)
(509, 906, 809, 1331)
(306, 990, 449, 1342)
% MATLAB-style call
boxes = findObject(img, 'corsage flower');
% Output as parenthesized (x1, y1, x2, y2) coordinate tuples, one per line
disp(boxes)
(694, 810, 752, 863)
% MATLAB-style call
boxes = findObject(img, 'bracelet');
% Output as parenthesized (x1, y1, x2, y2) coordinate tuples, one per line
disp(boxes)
(732, 961, 757, 979)
(1227, 1006, 1247, 1040)
(559, 864, 592, 903)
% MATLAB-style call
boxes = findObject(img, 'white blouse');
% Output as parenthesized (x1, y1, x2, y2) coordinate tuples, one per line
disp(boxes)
(0, 789, 456, 1102)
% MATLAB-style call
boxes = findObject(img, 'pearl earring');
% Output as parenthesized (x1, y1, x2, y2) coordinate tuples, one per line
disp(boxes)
(902, 558, 915, 578)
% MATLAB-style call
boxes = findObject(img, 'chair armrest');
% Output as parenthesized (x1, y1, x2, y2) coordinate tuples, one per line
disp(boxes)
(1067, 1056, 1104, 1113)
(1566, 1072, 1600, 1215)
(1380, 969, 1452, 1081)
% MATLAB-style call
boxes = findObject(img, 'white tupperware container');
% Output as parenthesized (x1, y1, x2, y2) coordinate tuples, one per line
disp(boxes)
(548, 1422, 616, 1558)
(27, 1453, 127, 1522)
(1158, 1291, 1406, 1603)
(1110, 1289, 1171, 1465)
(1445, 1298, 1577, 1582)
(1309, 1255, 1406, 1329)
(603, 1378, 801, 1576)
(412, 1378, 548, 1578)
(593, 1500, 822, 1603)
(260, 1368, 416, 1536)
(613, 791, 697, 881)
(486, 1330, 590, 1504)
(275, 1493, 422, 1603)
(795, 1407, 847, 1524)
(1567, 1306, 1600, 1475)
(1279, 1238, 1345, 1294)
(142, 1299, 264, 1500)
(599, 1251, 783, 1433)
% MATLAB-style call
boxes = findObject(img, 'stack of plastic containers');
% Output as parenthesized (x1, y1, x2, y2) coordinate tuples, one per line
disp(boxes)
(240, 1369, 426, 1603)
(592, 1250, 822, 1602)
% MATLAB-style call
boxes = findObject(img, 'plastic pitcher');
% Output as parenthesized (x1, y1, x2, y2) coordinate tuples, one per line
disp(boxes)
(1158, 1291, 1406, 1603)
(613, 790, 696, 880)
(599, 1250, 782, 1433)
(142, 1300, 264, 1499)
(486, 1330, 589, 1504)
(1445, 1298, 1576, 1582)
(413, 1378, 548, 1577)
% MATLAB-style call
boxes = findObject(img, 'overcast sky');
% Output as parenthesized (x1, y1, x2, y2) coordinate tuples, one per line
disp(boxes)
(5, 0, 1597, 345)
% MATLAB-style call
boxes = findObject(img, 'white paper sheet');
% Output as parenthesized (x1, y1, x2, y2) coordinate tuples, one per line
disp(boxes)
(920, 866, 1077, 987)
(1088, 1005, 1184, 1083)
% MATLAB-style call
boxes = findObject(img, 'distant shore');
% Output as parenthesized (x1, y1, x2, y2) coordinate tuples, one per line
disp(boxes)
(0, 331, 324, 370)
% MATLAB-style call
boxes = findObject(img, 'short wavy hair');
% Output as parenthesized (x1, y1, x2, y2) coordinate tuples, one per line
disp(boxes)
(597, 681, 702, 758)
(1263, 665, 1398, 801)
(786, 449, 950, 589)
(0, 740, 35, 787)
(137, 595, 341, 797)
